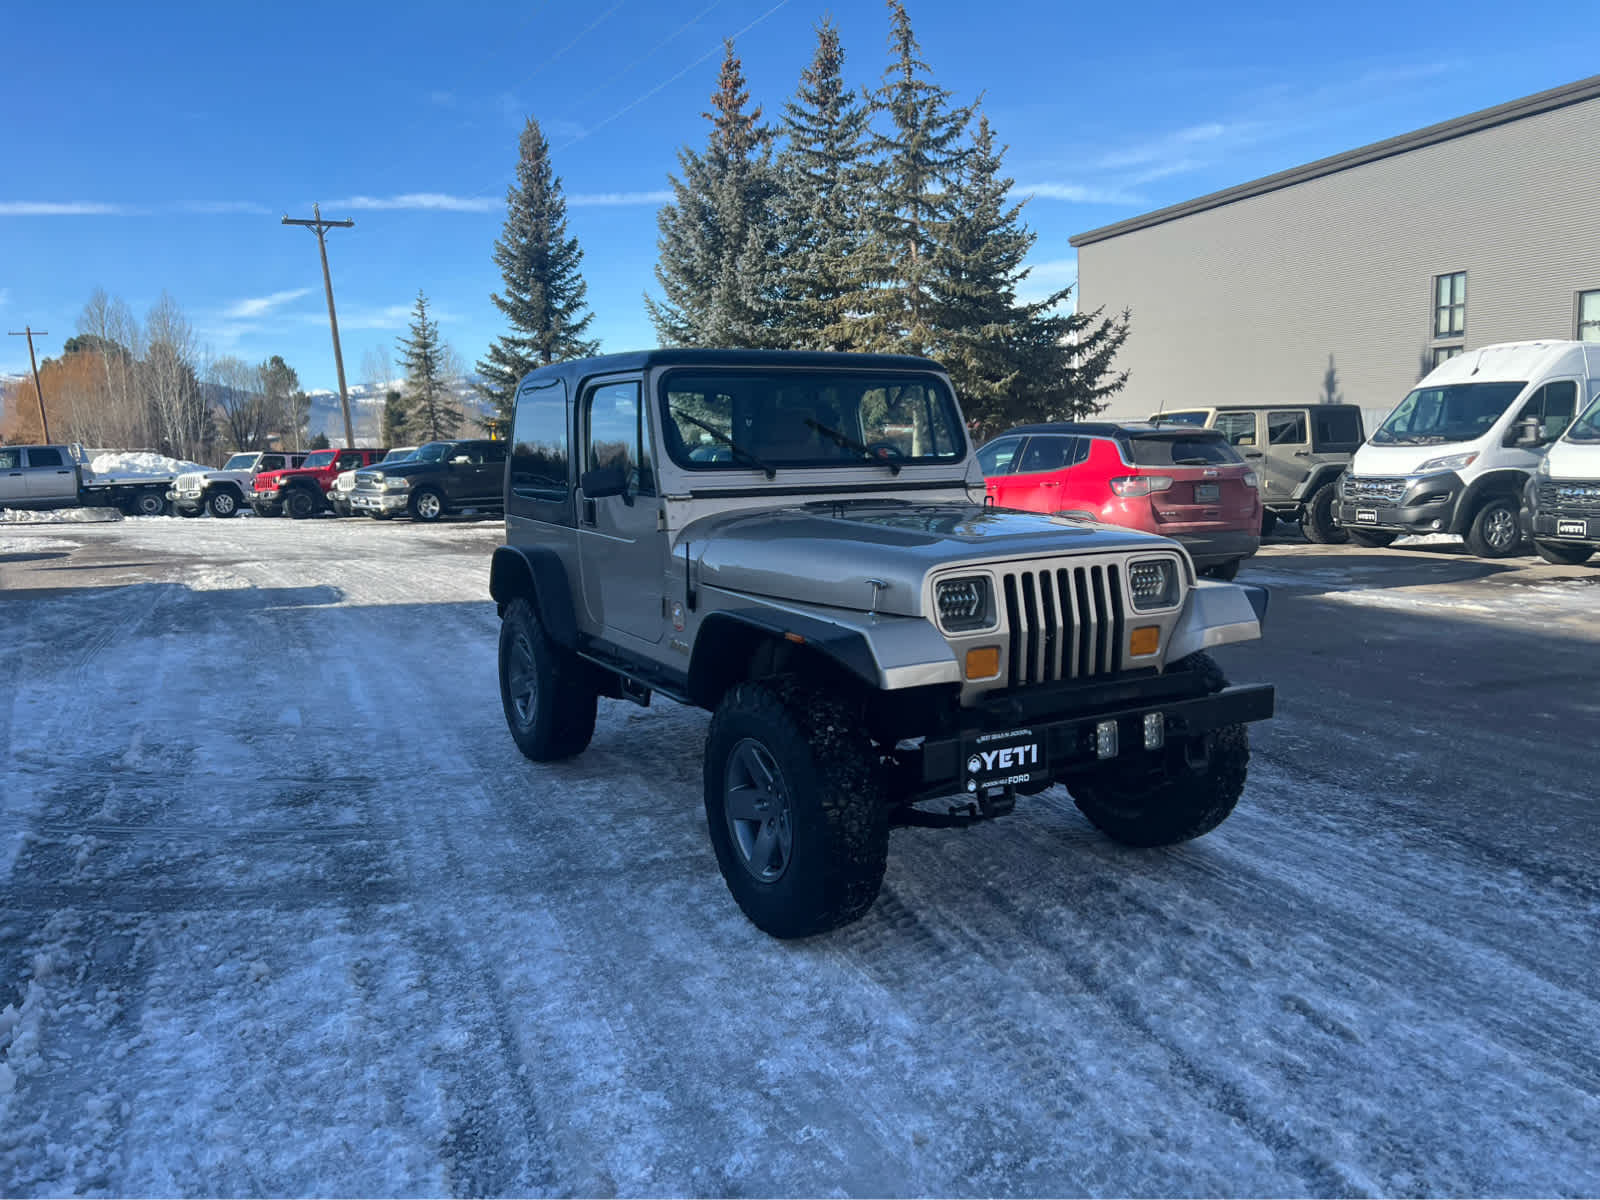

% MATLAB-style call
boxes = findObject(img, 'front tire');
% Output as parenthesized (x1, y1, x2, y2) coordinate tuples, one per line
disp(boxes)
(1348, 528, 1398, 548)
(1301, 482, 1348, 544)
(410, 488, 445, 523)
(207, 489, 240, 518)
(705, 679, 889, 939)
(285, 488, 320, 519)
(1465, 496, 1522, 558)
(1534, 540, 1594, 565)
(498, 596, 597, 761)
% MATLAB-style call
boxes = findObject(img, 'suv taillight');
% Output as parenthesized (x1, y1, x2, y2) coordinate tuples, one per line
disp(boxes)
(1109, 475, 1174, 498)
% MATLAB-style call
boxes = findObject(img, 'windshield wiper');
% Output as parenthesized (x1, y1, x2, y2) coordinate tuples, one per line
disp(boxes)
(806, 418, 901, 475)
(671, 408, 776, 479)
(1172, 456, 1216, 466)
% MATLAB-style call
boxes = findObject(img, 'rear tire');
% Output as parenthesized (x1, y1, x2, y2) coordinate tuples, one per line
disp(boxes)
(1301, 482, 1348, 544)
(130, 490, 167, 517)
(1464, 496, 1522, 558)
(177, 506, 202, 518)
(1348, 528, 1398, 548)
(1259, 510, 1277, 537)
(704, 678, 889, 938)
(1533, 540, 1594, 565)
(498, 596, 597, 761)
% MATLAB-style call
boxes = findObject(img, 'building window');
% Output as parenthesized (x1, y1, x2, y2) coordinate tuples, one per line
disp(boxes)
(1578, 290, 1600, 342)
(1433, 272, 1466, 338)
(1431, 345, 1464, 369)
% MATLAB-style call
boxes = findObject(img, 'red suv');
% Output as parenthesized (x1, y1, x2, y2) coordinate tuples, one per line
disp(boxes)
(978, 422, 1262, 578)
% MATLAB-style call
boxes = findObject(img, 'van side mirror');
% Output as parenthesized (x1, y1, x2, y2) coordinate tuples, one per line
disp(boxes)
(1511, 416, 1543, 447)
(581, 463, 628, 499)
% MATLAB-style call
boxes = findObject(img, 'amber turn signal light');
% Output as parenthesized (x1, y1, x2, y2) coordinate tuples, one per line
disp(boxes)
(1129, 625, 1160, 657)
(965, 646, 1001, 679)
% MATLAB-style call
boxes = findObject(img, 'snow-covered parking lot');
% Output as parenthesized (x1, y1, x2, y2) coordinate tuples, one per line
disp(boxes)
(2, 516, 1598, 1196)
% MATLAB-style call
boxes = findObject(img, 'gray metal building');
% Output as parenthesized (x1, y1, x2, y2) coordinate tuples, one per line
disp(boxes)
(1071, 75, 1600, 425)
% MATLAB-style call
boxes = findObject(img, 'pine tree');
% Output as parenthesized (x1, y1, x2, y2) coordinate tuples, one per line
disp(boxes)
(477, 116, 600, 428)
(774, 19, 874, 351)
(847, 0, 975, 356)
(382, 389, 409, 446)
(647, 40, 780, 347)
(397, 291, 462, 442)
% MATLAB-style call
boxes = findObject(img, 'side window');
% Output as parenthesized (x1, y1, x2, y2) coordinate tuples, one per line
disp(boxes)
(260, 455, 284, 471)
(25, 447, 64, 468)
(976, 436, 1023, 476)
(481, 442, 507, 465)
(1016, 435, 1080, 474)
(1214, 411, 1258, 446)
(584, 380, 652, 497)
(336, 452, 362, 469)
(1267, 410, 1309, 446)
(1312, 408, 1363, 452)
(510, 377, 570, 502)
(0, 448, 21, 469)
(1517, 380, 1578, 444)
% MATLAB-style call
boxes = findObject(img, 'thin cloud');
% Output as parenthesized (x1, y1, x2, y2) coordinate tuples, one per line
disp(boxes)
(1097, 122, 1236, 171)
(0, 201, 129, 216)
(332, 193, 497, 212)
(326, 304, 460, 331)
(568, 190, 673, 207)
(224, 288, 314, 319)
(185, 201, 273, 215)
(1013, 182, 1142, 206)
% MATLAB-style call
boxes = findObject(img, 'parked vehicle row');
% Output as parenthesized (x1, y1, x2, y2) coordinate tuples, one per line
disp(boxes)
(171, 450, 309, 517)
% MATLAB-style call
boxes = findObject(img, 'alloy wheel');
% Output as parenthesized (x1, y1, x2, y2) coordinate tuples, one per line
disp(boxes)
(722, 738, 794, 883)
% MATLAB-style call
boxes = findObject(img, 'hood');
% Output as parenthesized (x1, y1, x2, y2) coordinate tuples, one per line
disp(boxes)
(1351, 439, 1491, 476)
(1544, 439, 1600, 478)
(690, 501, 1176, 616)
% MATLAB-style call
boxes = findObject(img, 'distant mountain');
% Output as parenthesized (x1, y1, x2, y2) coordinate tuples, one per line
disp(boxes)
(307, 376, 491, 441)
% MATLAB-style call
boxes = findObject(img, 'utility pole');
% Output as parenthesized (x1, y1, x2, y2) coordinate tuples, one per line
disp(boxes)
(282, 203, 357, 449)
(7, 326, 50, 443)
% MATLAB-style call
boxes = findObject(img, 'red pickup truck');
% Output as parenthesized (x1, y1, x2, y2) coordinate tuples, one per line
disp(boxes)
(252, 447, 388, 518)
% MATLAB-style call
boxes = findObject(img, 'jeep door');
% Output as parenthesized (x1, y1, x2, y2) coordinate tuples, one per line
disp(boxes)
(1260, 409, 1312, 501)
(577, 376, 666, 644)
(0, 447, 25, 504)
(22, 447, 78, 502)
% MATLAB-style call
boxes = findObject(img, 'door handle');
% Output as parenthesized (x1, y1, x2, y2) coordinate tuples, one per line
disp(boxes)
(581, 497, 597, 525)
(1244, 452, 1263, 458)
(1040, 481, 1060, 487)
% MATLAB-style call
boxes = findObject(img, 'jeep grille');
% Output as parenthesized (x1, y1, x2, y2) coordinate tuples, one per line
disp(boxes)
(1001, 563, 1126, 684)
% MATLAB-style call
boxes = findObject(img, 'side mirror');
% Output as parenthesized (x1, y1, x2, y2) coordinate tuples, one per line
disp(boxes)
(1511, 416, 1542, 447)
(581, 463, 628, 499)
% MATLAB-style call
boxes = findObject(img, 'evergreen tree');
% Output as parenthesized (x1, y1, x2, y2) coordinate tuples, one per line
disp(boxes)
(647, 40, 780, 347)
(397, 291, 462, 442)
(309, 431, 331, 450)
(846, 0, 974, 356)
(382, 389, 410, 446)
(774, 19, 874, 350)
(477, 116, 600, 428)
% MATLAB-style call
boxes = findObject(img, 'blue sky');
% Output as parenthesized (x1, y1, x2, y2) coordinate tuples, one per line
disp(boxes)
(2, 0, 1595, 392)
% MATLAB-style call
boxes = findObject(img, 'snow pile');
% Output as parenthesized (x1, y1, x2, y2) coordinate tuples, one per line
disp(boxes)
(87, 451, 209, 481)
(0, 507, 122, 524)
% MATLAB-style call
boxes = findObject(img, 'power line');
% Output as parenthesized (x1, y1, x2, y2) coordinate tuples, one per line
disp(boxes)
(6, 326, 50, 443)
(282, 204, 357, 449)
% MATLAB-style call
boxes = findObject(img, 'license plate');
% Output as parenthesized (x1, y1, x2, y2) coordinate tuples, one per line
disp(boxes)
(1557, 519, 1588, 538)
(1355, 508, 1378, 524)
(963, 728, 1048, 790)
(1194, 483, 1220, 503)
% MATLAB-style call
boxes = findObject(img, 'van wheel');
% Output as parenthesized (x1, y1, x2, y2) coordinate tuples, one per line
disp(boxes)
(1533, 540, 1593, 565)
(1301, 483, 1348, 544)
(1465, 497, 1522, 558)
(1348, 528, 1398, 548)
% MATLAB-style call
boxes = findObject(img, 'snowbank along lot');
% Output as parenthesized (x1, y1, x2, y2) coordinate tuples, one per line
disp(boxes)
(1, 517, 1598, 1196)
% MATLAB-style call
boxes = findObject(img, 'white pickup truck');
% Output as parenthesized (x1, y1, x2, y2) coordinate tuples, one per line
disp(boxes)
(0, 444, 182, 516)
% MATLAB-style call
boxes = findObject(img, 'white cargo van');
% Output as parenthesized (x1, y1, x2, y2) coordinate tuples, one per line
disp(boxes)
(1335, 340, 1595, 557)
(1522, 381, 1600, 565)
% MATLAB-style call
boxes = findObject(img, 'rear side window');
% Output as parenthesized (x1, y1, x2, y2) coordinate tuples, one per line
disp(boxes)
(1123, 433, 1242, 467)
(1312, 408, 1363, 452)
(1015, 435, 1084, 473)
(510, 377, 570, 501)
(1213, 411, 1258, 446)
(260, 455, 285, 470)
(976, 436, 1024, 476)
(0, 449, 20, 469)
(1267, 411, 1308, 445)
(25, 448, 64, 467)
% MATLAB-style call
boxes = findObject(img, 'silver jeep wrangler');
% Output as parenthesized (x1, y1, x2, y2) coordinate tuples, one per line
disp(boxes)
(491, 350, 1275, 938)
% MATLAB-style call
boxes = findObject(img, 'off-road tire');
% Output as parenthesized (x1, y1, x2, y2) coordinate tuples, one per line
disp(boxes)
(1347, 528, 1398, 548)
(410, 487, 445, 523)
(284, 488, 320, 520)
(1465, 496, 1522, 558)
(1068, 651, 1248, 847)
(206, 489, 240, 518)
(704, 678, 889, 939)
(498, 596, 597, 761)
(1301, 482, 1348, 544)
(177, 506, 202, 518)
(1259, 510, 1277, 537)
(1533, 540, 1594, 565)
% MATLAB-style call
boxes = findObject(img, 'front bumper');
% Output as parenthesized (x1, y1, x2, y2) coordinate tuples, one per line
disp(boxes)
(167, 487, 205, 513)
(1525, 475, 1600, 546)
(350, 490, 410, 513)
(917, 674, 1275, 800)
(1337, 471, 1464, 534)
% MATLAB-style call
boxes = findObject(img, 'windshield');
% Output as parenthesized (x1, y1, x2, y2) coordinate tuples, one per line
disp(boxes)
(410, 443, 449, 463)
(382, 447, 417, 462)
(303, 451, 337, 468)
(1123, 432, 1242, 467)
(1372, 382, 1526, 445)
(222, 453, 256, 470)
(661, 370, 965, 471)
(1565, 393, 1600, 443)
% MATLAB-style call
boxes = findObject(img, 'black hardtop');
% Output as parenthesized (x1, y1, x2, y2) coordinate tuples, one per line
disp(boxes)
(1001, 421, 1228, 440)
(1155, 402, 1364, 413)
(518, 348, 946, 391)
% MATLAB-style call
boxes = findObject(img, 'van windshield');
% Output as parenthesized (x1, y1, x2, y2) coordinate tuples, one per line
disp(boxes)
(1565, 394, 1600, 443)
(1371, 382, 1527, 445)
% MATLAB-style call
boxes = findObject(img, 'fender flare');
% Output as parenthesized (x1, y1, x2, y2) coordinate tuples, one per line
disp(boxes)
(1452, 469, 1530, 534)
(1290, 464, 1347, 502)
(687, 609, 881, 708)
(489, 544, 579, 647)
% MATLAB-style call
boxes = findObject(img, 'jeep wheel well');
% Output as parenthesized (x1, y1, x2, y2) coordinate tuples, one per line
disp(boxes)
(688, 624, 865, 712)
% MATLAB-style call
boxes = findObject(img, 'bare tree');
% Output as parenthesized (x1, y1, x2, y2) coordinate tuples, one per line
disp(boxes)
(143, 291, 208, 461)
(209, 355, 269, 450)
(74, 288, 147, 449)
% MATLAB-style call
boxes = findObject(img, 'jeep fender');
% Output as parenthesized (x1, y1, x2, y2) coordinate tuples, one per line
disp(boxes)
(1166, 580, 1267, 662)
(687, 606, 960, 708)
(1451, 469, 1530, 534)
(1290, 464, 1346, 502)
(489, 545, 579, 647)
